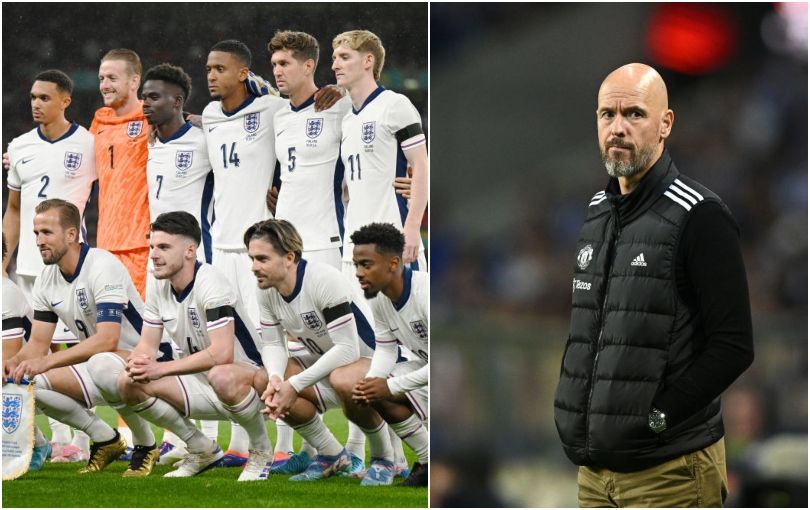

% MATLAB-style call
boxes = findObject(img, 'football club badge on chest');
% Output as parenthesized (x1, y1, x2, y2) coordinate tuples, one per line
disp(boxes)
(175, 150, 193, 177)
(361, 121, 376, 144)
(64, 151, 82, 177)
(244, 112, 260, 134)
(306, 118, 323, 139)
(76, 288, 90, 313)
(300, 311, 323, 331)
(127, 121, 143, 138)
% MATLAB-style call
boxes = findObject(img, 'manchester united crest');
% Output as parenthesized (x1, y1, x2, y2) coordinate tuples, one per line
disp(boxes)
(577, 244, 594, 270)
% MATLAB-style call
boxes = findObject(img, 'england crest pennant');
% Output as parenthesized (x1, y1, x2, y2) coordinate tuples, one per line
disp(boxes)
(2, 379, 35, 480)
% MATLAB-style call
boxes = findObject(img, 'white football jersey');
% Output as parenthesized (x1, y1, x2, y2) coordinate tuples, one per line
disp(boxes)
(275, 95, 351, 252)
(3, 276, 33, 341)
(340, 87, 426, 261)
(369, 268, 429, 363)
(202, 95, 286, 249)
(142, 262, 261, 366)
(258, 260, 374, 387)
(31, 244, 143, 349)
(147, 121, 214, 262)
(6, 123, 97, 276)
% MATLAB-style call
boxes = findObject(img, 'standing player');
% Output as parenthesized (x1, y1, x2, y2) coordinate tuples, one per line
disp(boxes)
(332, 30, 428, 273)
(91, 49, 151, 299)
(202, 39, 287, 465)
(3, 69, 97, 462)
(141, 62, 221, 462)
(3, 199, 160, 477)
(245, 219, 397, 485)
(348, 223, 429, 486)
(269, 29, 374, 474)
(110, 211, 273, 481)
(2, 233, 52, 472)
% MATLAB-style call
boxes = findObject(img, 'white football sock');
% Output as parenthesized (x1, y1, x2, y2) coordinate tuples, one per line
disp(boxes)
(292, 415, 342, 457)
(200, 420, 219, 441)
(226, 422, 249, 452)
(390, 415, 428, 464)
(359, 420, 393, 461)
(346, 421, 366, 459)
(131, 397, 210, 452)
(221, 388, 271, 452)
(389, 424, 408, 464)
(35, 386, 114, 443)
(72, 429, 90, 451)
(275, 419, 294, 453)
(48, 417, 72, 444)
(300, 439, 317, 457)
(34, 426, 47, 447)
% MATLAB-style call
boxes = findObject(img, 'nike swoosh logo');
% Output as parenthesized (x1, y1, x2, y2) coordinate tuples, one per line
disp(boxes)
(51, 301, 63, 307)
(276, 129, 286, 137)
(162, 318, 176, 322)
(208, 126, 218, 132)
(97, 130, 105, 134)
(22, 157, 34, 164)
(390, 328, 399, 332)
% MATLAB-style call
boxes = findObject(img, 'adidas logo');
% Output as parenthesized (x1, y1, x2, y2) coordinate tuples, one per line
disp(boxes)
(631, 253, 648, 267)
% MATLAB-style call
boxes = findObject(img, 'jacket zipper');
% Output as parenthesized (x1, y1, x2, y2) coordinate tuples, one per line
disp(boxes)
(584, 202, 621, 460)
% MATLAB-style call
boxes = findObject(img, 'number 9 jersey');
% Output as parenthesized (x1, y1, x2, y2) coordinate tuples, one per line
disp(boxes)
(31, 244, 143, 350)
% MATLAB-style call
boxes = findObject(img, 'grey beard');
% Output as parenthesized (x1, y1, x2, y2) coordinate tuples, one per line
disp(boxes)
(602, 145, 656, 178)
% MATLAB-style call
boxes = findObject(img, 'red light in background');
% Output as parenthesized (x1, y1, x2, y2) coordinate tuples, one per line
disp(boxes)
(646, 4, 740, 75)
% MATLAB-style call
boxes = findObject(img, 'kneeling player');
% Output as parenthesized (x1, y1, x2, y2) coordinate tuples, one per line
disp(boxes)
(3, 199, 159, 476)
(111, 211, 273, 481)
(343, 223, 429, 486)
(245, 219, 396, 484)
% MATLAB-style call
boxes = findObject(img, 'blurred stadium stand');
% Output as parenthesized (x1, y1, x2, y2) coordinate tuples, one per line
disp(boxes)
(2, 2, 427, 252)
(430, 3, 806, 507)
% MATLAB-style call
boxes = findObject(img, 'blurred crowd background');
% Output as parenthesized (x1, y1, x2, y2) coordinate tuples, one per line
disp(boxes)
(2, 2, 427, 251)
(430, 3, 807, 507)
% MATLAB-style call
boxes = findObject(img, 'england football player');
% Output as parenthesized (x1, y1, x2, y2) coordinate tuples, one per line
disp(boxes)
(348, 223, 429, 486)
(109, 211, 273, 480)
(245, 219, 396, 485)
(332, 30, 428, 276)
(200, 38, 288, 465)
(3, 70, 98, 461)
(141, 62, 223, 463)
(2, 199, 159, 476)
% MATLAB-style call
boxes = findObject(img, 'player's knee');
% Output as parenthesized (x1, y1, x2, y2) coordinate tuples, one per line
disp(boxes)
(33, 373, 51, 391)
(87, 352, 125, 397)
(116, 370, 139, 404)
(207, 365, 237, 399)
(328, 365, 360, 394)
(252, 368, 268, 393)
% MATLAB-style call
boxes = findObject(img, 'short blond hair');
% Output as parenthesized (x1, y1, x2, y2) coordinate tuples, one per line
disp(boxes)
(332, 30, 385, 81)
(101, 48, 142, 77)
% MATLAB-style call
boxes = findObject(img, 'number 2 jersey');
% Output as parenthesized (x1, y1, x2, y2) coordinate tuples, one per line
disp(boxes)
(274, 95, 351, 252)
(146, 121, 214, 262)
(258, 259, 374, 391)
(340, 86, 426, 261)
(6, 123, 96, 277)
(367, 267, 429, 393)
(142, 262, 261, 366)
(202, 95, 286, 250)
(31, 244, 143, 349)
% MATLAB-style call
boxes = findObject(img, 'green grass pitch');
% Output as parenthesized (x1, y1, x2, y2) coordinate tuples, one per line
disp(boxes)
(2, 407, 427, 507)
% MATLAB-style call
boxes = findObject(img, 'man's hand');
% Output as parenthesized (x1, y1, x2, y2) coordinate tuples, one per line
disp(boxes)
(352, 376, 392, 404)
(3, 152, 9, 171)
(260, 373, 283, 416)
(186, 114, 203, 128)
(126, 354, 162, 383)
(9, 357, 50, 384)
(313, 85, 343, 112)
(266, 186, 279, 215)
(394, 176, 412, 200)
(403, 224, 421, 265)
(3, 358, 19, 381)
(267, 380, 298, 420)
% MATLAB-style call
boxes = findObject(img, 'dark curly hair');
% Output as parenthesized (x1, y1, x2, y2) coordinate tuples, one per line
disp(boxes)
(143, 63, 192, 101)
(350, 223, 405, 257)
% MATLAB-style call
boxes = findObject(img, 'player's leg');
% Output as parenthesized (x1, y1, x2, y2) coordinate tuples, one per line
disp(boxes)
(33, 365, 126, 474)
(263, 359, 351, 481)
(117, 371, 223, 477)
(207, 362, 273, 481)
(369, 389, 429, 486)
(86, 350, 160, 476)
(329, 358, 395, 486)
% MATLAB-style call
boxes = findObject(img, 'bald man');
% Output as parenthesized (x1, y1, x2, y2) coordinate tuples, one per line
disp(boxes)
(553, 63, 753, 507)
